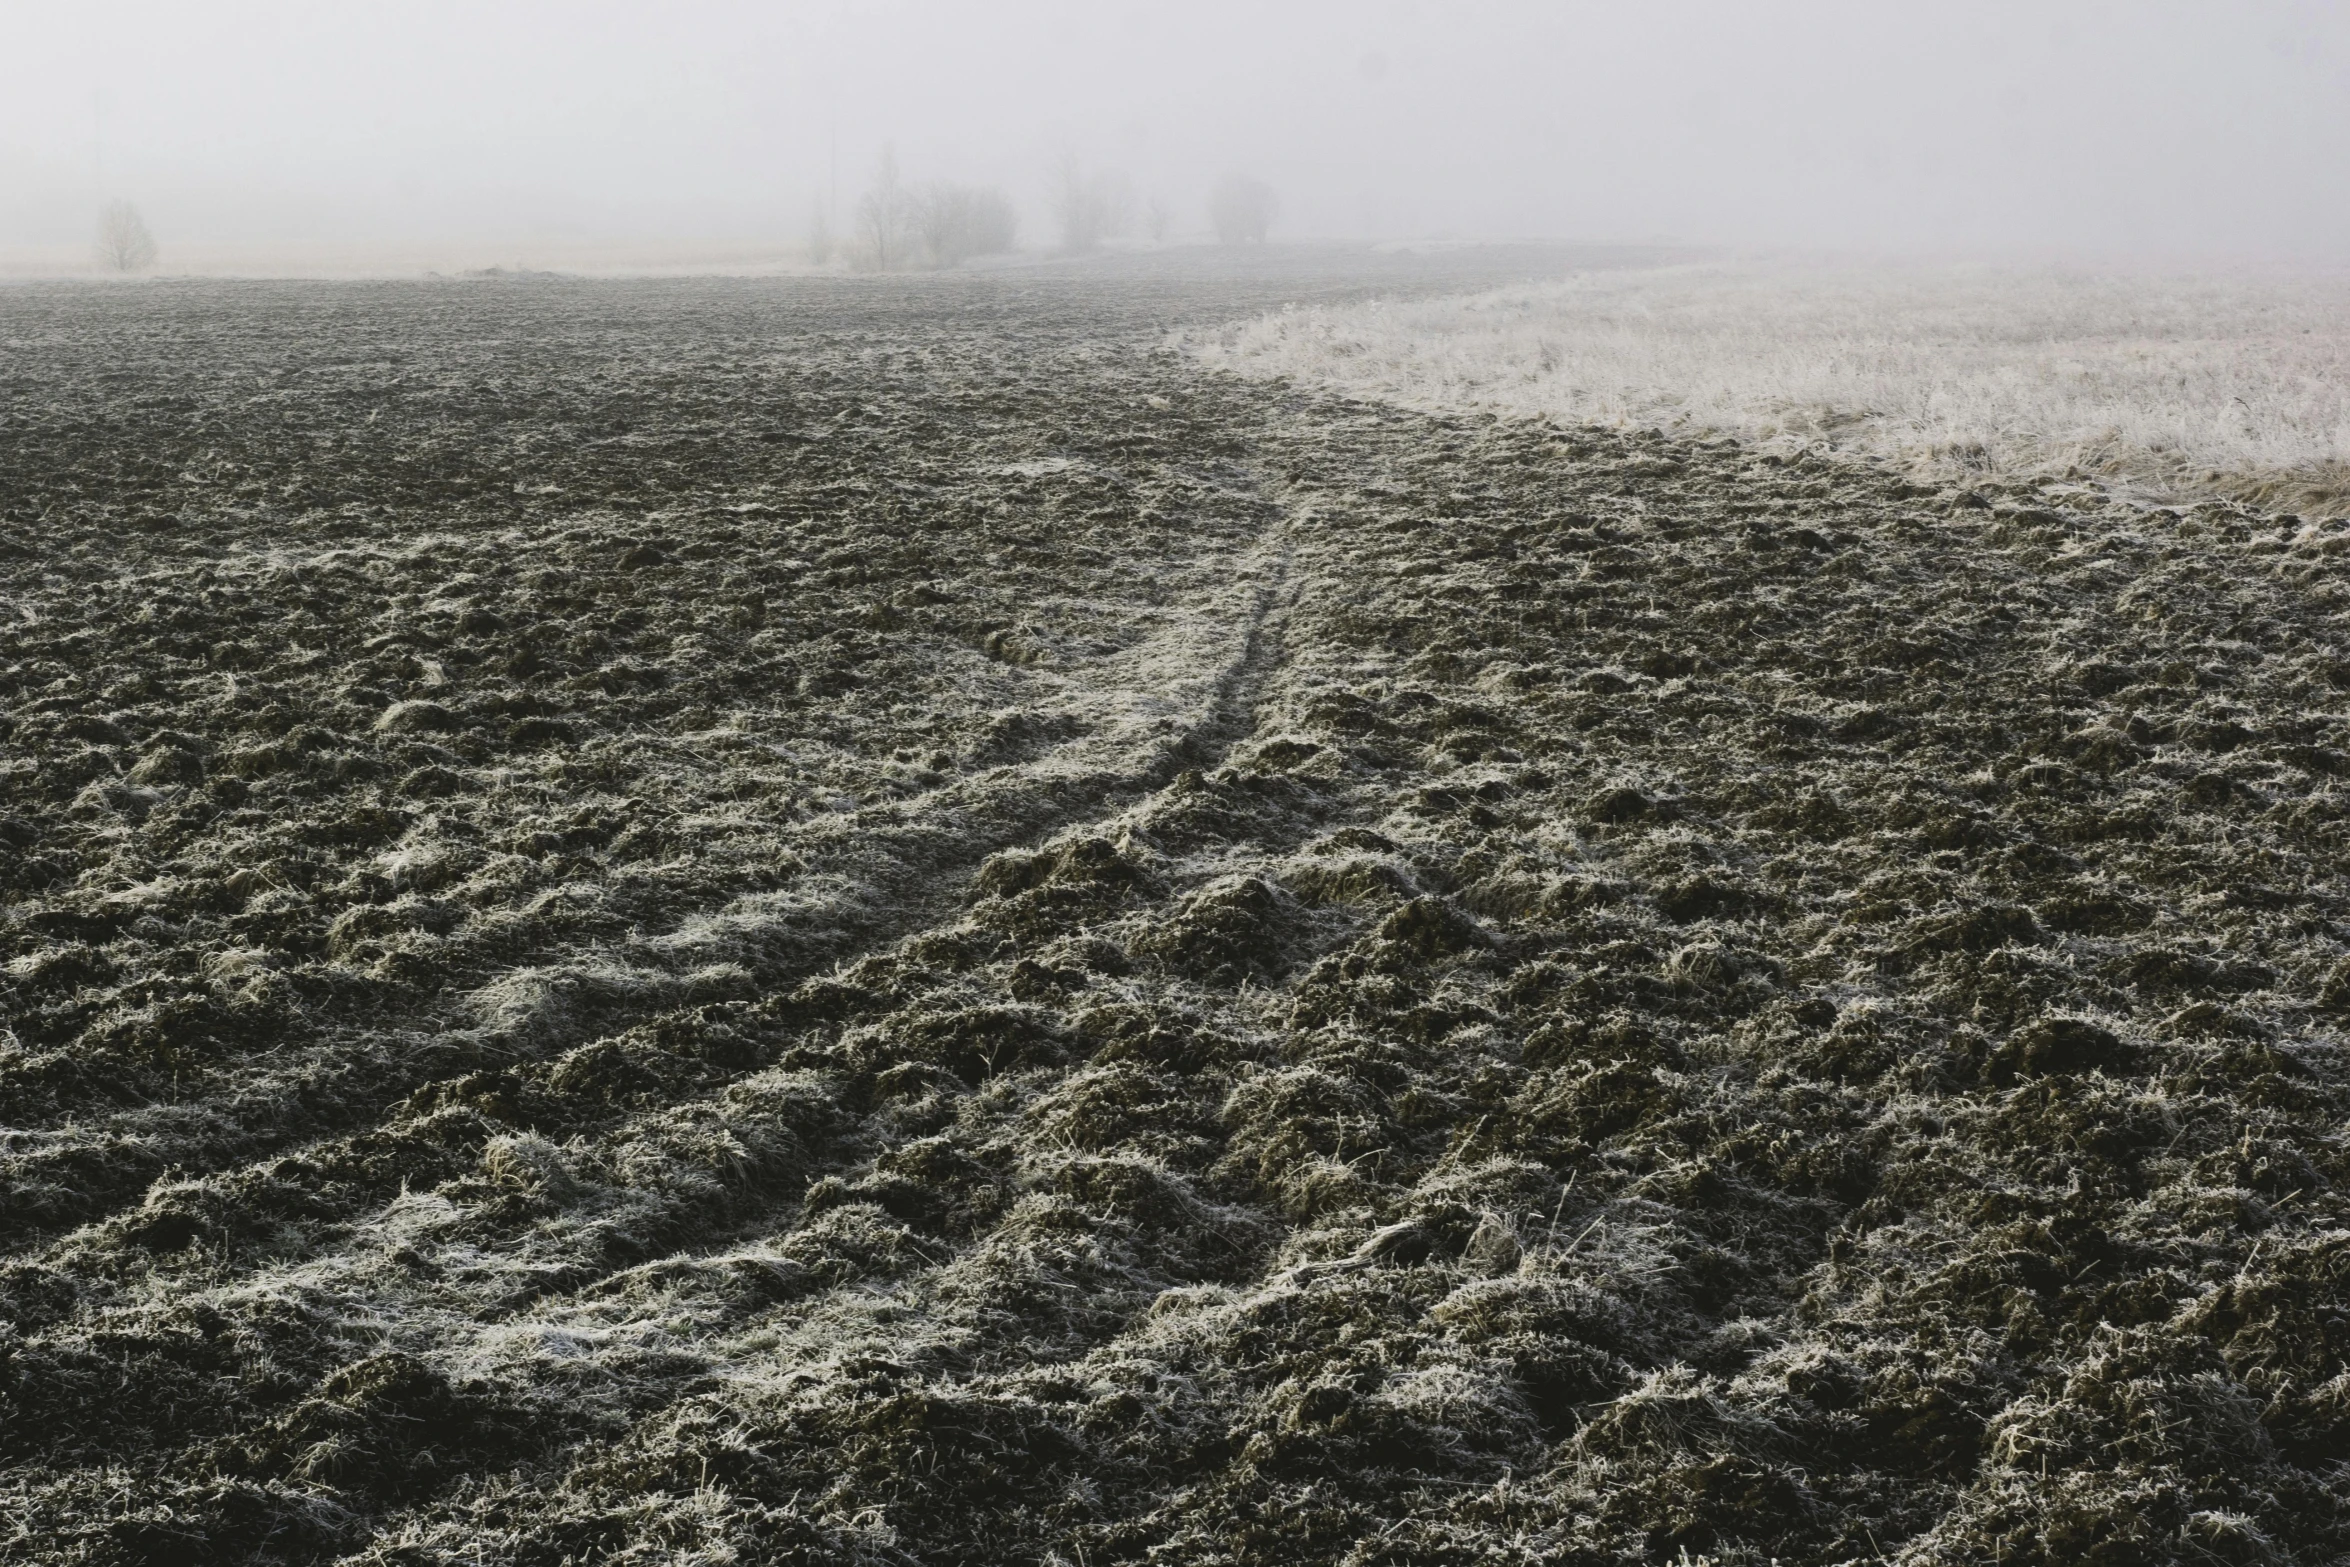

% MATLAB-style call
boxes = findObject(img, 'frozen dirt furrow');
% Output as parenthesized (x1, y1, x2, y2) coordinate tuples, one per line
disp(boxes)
(6, 269, 2350, 1567)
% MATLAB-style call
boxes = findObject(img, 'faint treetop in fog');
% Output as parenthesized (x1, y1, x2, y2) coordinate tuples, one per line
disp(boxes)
(808, 197, 835, 266)
(853, 146, 916, 271)
(96, 201, 158, 273)
(1052, 154, 1131, 254)
(1210, 175, 1277, 245)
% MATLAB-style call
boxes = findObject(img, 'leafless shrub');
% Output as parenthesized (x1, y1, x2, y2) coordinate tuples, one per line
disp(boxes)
(914, 183, 1017, 268)
(1208, 175, 1277, 245)
(850, 151, 1015, 272)
(95, 200, 158, 273)
(1052, 154, 1130, 255)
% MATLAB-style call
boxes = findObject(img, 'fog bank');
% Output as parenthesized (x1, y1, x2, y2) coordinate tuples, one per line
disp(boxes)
(6, 1, 2348, 272)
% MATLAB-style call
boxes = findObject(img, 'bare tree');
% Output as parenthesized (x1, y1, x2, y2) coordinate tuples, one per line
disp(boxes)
(1209, 175, 1278, 246)
(96, 200, 158, 273)
(852, 147, 915, 271)
(1145, 196, 1172, 245)
(1051, 154, 1131, 255)
(808, 197, 835, 266)
(913, 183, 1017, 268)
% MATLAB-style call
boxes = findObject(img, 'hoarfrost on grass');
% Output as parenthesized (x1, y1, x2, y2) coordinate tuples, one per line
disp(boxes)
(1186, 260, 2350, 508)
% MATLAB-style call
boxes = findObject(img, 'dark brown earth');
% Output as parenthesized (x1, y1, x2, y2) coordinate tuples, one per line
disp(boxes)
(2, 260, 2348, 1566)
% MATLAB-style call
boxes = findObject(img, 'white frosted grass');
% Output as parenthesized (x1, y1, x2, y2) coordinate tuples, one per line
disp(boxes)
(1185, 262, 2350, 509)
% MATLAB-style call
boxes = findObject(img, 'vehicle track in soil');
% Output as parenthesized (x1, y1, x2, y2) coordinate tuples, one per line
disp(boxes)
(4, 264, 2350, 1567)
(0, 266, 1408, 1560)
(0, 276, 1308, 1252)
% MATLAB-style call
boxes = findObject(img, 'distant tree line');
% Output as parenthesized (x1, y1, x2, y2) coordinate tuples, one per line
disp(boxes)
(811, 153, 1280, 268)
(827, 148, 1019, 272)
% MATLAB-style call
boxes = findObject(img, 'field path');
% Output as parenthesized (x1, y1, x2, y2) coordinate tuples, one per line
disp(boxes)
(4, 267, 2348, 1565)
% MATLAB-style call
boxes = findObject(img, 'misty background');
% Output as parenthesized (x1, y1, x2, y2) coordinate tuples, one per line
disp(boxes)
(5, 0, 2348, 273)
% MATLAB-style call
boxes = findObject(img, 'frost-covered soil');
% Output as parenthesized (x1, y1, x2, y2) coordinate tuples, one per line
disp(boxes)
(3, 267, 2348, 1566)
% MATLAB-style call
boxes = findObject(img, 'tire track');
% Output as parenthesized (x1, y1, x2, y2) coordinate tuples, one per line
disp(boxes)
(0, 320, 1291, 1255)
(0, 403, 1312, 1546)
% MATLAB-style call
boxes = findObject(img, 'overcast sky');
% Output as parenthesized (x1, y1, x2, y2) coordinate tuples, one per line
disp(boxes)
(4, 0, 2347, 265)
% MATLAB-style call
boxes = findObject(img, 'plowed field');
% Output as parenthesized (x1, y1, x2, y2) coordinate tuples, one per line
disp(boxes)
(3, 265, 2347, 1566)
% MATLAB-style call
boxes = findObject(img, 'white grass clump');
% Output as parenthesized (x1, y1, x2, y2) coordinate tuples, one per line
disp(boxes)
(1185, 260, 2350, 509)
